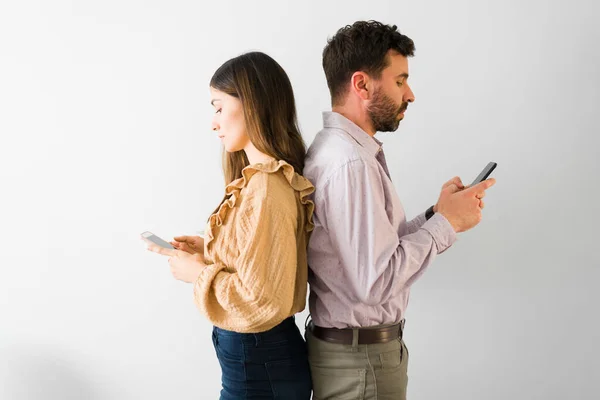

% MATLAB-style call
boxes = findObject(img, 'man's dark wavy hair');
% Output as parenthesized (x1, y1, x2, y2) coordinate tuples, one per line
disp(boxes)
(322, 20, 415, 105)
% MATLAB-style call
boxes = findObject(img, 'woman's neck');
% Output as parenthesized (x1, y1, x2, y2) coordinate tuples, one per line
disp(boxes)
(244, 143, 275, 165)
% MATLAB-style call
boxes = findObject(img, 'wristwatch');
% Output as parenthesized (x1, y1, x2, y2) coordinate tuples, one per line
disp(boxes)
(425, 205, 435, 220)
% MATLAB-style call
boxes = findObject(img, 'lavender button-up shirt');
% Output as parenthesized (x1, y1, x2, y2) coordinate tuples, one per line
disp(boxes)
(304, 111, 457, 328)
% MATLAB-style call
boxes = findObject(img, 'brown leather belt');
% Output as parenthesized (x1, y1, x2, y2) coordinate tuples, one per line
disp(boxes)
(308, 320, 405, 345)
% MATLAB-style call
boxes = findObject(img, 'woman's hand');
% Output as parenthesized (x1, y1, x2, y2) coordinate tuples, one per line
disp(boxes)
(170, 235, 205, 255)
(145, 241, 207, 283)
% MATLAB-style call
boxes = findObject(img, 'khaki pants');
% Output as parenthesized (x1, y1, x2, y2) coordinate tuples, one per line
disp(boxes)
(306, 329, 409, 400)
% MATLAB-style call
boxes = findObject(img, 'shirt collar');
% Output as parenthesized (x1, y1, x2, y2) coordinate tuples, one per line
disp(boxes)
(322, 111, 382, 156)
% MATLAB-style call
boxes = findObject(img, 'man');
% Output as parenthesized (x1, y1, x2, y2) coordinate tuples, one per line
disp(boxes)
(303, 20, 496, 399)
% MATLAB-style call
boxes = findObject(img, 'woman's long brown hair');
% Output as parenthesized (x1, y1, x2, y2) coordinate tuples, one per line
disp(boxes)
(210, 51, 306, 185)
(209, 52, 306, 215)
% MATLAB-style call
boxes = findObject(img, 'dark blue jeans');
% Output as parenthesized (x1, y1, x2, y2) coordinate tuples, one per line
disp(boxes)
(212, 316, 312, 399)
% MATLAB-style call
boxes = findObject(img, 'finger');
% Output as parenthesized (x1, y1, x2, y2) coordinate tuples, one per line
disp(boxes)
(455, 177, 464, 189)
(173, 243, 190, 253)
(146, 243, 177, 257)
(444, 183, 461, 194)
(442, 178, 454, 188)
(443, 176, 461, 189)
(180, 243, 194, 254)
(173, 236, 191, 243)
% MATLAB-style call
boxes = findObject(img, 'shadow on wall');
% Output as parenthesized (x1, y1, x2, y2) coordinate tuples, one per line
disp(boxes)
(0, 344, 103, 400)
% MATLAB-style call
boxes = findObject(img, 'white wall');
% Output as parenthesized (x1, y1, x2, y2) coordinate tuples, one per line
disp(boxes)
(1, 0, 598, 399)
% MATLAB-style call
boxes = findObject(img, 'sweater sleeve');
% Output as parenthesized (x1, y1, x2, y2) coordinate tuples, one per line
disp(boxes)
(192, 189, 299, 333)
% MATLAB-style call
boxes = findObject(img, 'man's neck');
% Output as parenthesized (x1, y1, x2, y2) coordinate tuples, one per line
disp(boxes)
(331, 105, 376, 137)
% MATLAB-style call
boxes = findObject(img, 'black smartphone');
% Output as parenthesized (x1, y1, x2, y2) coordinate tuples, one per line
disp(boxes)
(471, 162, 497, 186)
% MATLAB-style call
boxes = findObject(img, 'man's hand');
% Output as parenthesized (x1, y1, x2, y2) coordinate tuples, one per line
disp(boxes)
(435, 178, 496, 233)
(434, 176, 465, 213)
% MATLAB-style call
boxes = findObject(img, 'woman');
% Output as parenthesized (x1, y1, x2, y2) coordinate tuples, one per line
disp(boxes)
(145, 51, 314, 399)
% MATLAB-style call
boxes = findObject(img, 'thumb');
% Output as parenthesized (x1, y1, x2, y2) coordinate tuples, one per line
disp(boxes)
(467, 178, 496, 193)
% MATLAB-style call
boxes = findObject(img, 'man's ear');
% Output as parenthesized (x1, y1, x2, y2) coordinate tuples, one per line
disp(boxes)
(350, 71, 372, 101)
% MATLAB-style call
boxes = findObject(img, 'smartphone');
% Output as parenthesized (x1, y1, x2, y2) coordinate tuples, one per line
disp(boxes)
(471, 162, 497, 186)
(141, 231, 174, 249)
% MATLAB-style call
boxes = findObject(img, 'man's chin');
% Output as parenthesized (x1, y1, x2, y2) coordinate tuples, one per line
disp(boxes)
(378, 124, 401, 133)
(373, 117, 402, 133)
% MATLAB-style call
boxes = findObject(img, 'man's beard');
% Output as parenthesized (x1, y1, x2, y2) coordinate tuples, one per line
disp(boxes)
(367, 87, 408, 133)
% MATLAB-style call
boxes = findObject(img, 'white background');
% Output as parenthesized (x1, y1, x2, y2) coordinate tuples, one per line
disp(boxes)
(1, 0, 598, 399)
